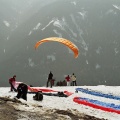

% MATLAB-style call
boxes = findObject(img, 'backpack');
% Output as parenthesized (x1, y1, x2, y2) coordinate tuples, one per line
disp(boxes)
(33, 92, 43, 101)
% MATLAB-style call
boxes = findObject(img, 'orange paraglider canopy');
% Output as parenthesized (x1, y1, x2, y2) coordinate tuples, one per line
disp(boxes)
(35, 37, 79, 58)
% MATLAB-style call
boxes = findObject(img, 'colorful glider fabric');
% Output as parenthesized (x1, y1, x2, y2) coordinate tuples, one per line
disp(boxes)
(73, 97, 120, 114)
(35, 37, 79, 58)
(14, 82, 73, 96)
(27, 86, 58, 93)
(28, 86, 73, 96)
(75, 88, 120, 100)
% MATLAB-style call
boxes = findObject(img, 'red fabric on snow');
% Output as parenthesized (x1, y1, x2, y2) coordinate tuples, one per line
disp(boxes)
(73, 97, 120, 114)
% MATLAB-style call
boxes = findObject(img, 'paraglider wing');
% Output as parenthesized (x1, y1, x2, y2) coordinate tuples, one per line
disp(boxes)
(35, 37, 79, 58)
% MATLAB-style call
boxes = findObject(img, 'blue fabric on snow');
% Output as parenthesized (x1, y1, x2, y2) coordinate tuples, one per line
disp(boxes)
(78, 97, 120, 110)
(76, 88, 120, 100)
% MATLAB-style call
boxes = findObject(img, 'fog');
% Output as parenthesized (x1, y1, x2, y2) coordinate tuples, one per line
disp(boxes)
(0, 0, 120, 86)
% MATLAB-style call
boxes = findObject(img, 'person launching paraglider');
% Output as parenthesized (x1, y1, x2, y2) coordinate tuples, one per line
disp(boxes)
(16, 83, 28, 101)
(46, 71, 53, 88)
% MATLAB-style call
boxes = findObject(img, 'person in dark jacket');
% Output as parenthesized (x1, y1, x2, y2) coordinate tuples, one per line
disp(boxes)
(46, 71, 53, 88)
(9, 75, 17, 92)
(16, 83, 28, 101)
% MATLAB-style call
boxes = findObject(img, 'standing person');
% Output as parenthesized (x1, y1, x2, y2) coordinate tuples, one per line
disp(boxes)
(46, 71, 53, 88)
(16, 83, 28, 101)
(71, 73, 77, 86)
(65, 75, 71, 86)
(9, 75, 17, 92)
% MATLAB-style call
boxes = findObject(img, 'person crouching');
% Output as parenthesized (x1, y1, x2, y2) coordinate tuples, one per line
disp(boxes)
(16, 83, 28, 101)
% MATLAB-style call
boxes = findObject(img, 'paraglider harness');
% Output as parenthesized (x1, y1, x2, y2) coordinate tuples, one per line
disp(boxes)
(42, 91, 68, 97)
(30, 91, 68, 98)
(33, 91, 43, 101)
(57, 92, 68, 97)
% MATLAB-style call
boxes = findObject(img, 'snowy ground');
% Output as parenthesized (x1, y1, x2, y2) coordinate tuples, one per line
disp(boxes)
(1, 86, 120, 120)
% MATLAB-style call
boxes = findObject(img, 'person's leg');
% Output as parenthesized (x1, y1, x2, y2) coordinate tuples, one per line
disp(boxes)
(10, 83, 17, 92)
(16, 90, 22, 99)
(10, 84, 12, 91)
(69, 81, 70, 86)
(67, 82, 69, 86)
(50, 80, 52, 88)
(72, 81, 73, 86)
(46, 80, 50, 87)
(75, 81, 77, 86)
(72, 81, 74, 86)
(22, 85, 28, 101)
(10, 83, 13, 91)
(22, 93, 27, 101)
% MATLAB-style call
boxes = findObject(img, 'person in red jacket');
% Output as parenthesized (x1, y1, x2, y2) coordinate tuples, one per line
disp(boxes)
(65, 75, 71, 86)
(9, 75, 17, 92)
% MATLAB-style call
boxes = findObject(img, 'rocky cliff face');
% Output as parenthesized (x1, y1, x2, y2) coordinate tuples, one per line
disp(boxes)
(0, 0, 120, 86)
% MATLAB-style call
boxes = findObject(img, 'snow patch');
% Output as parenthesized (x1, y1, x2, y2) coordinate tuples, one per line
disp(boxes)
(1, 86, 120, 120)
(71, 1, 77, 5)
(42, 19, 54, 31)
(28, 58, 35, 67)
(3, 21, 10, 27)
(47, 55, 56, 61)
(78, 10, 87, 20)
(33, 23, 41, 30)
(113, 4, 120, 11)
(28, 31, 32, 36)
(4, 49, 6, 53)
(96, 47, 102, 54)
(95, 64, 101, 69)
(114, 48, 119, 55)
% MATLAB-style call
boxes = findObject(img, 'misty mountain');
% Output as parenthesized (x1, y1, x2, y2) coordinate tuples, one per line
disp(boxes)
(0, 0, 120, 86)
